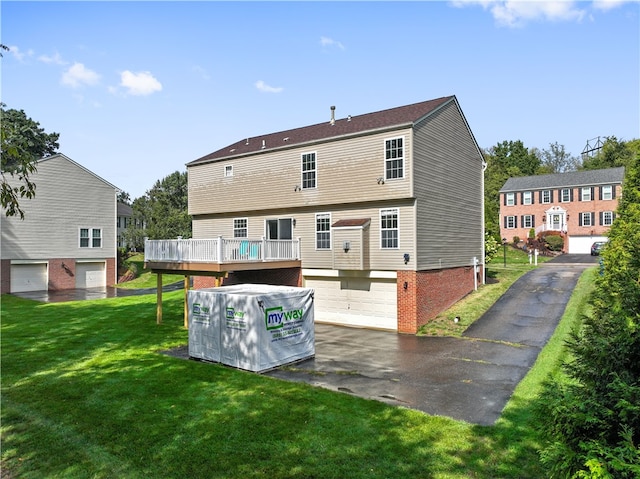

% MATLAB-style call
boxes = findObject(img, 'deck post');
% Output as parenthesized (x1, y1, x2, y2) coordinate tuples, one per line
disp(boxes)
(183, 275, 190, 329)
(156, 272, 163, 324)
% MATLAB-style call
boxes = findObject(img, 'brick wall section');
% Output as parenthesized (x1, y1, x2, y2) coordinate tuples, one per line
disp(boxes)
(499, 185, 621, 247)
(106, 258, 116, 287)
(193, 267, 302, 289)
(48, 259, 77, 290)
(0, 259, 10, 294)
(397, 266, 476, 334)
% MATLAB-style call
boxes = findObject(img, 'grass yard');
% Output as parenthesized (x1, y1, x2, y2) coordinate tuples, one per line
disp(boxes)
(1, 262, 595, 479)
(117, 253, 185, 289)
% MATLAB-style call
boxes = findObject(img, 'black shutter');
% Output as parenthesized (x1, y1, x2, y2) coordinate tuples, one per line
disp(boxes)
(539, 191, 543, 203)
(550, 190, 554, 202)
(514, 216, 518, 228)
(532, 215, 535, 227)
(579, 214, 583, 226)
(599, 186, 603, 200)
(599, 211, 603, 225)
(591, 187, 594, 201)
(570, 188, 574, 202)
(504, 216, 507, 228)
(612, 185, 616, 199)
(591, 212, 595, 225)
(503, 194, 507, 206)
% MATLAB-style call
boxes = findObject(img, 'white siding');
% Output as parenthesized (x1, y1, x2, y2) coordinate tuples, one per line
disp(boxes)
(1, 155, 117, 261)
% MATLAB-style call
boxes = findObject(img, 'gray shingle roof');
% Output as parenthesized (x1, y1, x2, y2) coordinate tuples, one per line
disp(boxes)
(500, 167, 625, 192)
(187, 96, 455, 166)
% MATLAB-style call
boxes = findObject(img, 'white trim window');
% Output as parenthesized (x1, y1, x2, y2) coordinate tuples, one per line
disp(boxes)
(505, 192, 515, 206)
(504, 216, 517, 229)
(522, 215, 534, 228)
(561, 188, 571, 203)
(315, 213, 331, 250)
(581, 187, 592, 202)
(80, 228, 102, 248)
(302, 152, 316, 189)
(541, 190, 551, 204)
(233, 218, 248, 238)
(601, 185, 613, 200)
(380, 208, 399, 249)
(601, 211, 614, 226)
(522, 191, 532, 205)
(384, 137, 404, 180)
(224, 165, 234, 177)
(580, 212, 594, 227)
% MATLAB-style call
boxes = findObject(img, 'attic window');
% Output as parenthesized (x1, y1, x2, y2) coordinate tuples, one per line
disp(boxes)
(224, 165, 233, 177)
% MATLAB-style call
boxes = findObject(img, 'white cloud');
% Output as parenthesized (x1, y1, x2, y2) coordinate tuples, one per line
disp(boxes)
(451, 1, 593, 27)
(6, 45, 34, 62)
(255, 80, 284, 93)
(592, 0, 631, 11)
(38, 52, 66, 65)
(320, 36, 345, 50)
(119, 70, 162, 96)
(61, 62, 100, 88)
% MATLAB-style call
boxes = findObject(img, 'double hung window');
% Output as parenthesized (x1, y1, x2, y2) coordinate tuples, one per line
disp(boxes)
(384, 137, 404, 180)
(380, 208, 399, 248)
(315, 213, 331, 250)
(302, 152, 316, 189)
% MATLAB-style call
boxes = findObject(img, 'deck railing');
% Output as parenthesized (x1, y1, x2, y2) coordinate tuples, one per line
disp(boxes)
(144, 237, 300, 264)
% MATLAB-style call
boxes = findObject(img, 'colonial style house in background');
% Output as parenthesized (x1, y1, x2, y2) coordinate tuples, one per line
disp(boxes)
(145, 96, 485, 334)
(117, 202, 133, 249)
(1, 154, 119, 294)
(499, 167, 625, 254)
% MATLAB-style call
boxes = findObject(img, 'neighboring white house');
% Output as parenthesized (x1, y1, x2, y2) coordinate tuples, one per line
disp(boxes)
(146, 96, 485, 334)
(117, 202, 133, 249)
(1, 153, 119, 293)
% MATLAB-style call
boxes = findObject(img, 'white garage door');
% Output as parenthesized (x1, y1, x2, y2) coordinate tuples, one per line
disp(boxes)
(304, 276, 397, 331)
(76, 262, 106, 288)
(11, 263, 48, 293)
(568, 236, 608, 254)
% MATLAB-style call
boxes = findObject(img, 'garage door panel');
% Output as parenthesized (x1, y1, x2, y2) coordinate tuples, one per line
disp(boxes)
(76, 262, 106, 288)
(11, 263, 48, 293)
(568, 236, 607, 254)
(305, 276, 397, 331)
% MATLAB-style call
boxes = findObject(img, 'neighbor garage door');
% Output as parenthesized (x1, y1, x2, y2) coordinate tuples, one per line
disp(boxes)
(11, 262, 48, 293)
(75, 261, 106, 288)
(304, 276, 397, 331)
(568, 236, 608, 254)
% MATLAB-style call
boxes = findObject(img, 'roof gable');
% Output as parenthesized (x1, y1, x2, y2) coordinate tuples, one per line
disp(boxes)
(188, 96, 455, 166)
(39, 153, 120, 191)
(500, 167, 625, 192)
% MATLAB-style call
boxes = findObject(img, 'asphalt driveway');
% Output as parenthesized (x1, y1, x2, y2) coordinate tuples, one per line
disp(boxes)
(266, 256, 596, 425)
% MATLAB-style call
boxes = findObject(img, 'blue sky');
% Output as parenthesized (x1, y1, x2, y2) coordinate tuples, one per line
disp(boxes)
(2, 1, 638, 200)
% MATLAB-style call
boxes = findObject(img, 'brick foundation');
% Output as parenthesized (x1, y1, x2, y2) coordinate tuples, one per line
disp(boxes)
(397, 265, 479, 334)
(48, 259, 77, 290)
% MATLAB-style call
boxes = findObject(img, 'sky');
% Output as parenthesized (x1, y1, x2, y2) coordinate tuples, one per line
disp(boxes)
(2, 1, 638, 200)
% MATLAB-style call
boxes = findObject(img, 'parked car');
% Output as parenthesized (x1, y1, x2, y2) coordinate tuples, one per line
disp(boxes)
(591, 241, 606, 256)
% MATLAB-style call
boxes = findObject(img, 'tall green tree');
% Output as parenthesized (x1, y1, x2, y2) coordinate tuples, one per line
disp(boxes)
(125, 171, 191, 249)
(538, 142, 580, 174)
(484, 140, 541, 238)
(1, 105, 60, 219)
(536, 151, 640, 477)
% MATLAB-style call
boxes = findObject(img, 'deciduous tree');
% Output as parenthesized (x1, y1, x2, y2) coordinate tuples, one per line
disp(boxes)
(1, 105, 60, 219)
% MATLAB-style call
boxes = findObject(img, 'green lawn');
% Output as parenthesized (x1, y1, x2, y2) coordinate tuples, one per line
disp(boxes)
(117, 253, 185, 289)
(1, 260, 594, 479)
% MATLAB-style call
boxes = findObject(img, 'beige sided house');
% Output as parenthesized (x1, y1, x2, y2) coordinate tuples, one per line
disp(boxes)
(146, 96, 485, 334)
(1, 154, 119, 294)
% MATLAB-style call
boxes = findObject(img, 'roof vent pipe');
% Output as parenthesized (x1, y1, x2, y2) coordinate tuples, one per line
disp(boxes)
(330, 105, 336, 126)
(261, 139, 266, 149)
